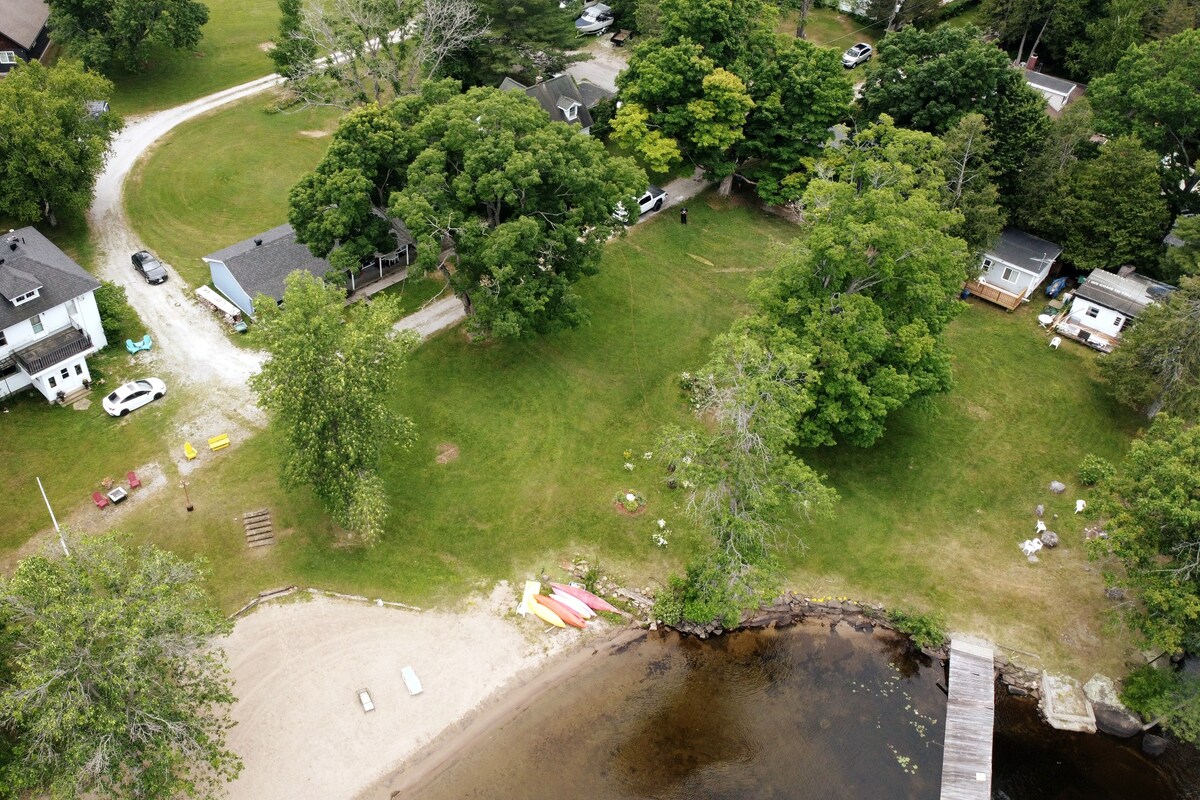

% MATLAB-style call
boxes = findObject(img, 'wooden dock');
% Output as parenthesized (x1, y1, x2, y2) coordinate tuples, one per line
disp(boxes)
(940, 639, 995, 800)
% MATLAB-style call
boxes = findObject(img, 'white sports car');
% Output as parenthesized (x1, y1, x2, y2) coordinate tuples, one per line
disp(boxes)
(103, 378, 167, 417)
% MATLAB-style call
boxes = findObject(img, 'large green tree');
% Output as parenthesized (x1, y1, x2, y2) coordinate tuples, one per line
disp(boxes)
(857, 25, 1049, 201)
(1165, 215, 1200, 281)
(1090, 29, 1200, 215)
(938, 113, 1006, 256)
(0, 61, 121, 226)
(48, 0, 209, 72)
(290, 82, 646, 338)
(1067, 0, 1158, 78)
(1091, 416, 1200, 654)
(613, 0, 850, 199)
(1099, 276, 1200, 420)
(445, 0, 576, 87)
(251, 272, 420, 545)
(0, 536, 239, 799)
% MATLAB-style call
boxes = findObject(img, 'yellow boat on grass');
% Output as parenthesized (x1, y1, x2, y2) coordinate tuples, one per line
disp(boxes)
(523, 580, 566, 628)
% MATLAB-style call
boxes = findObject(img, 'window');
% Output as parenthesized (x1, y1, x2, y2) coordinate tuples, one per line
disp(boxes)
(565, 103, 578, 121)
(982, 258, 994, 268)
(0, 329, 6, 347)
(75, 364, 83, 375)
(48, 376, 56, 389)
(0, 52, 17, 65)
(1085, 306, 1099, 318)
(60, 368, 70, 380)
(1001, 267, 1017, 283)
(1113, 316, 1124, 329)
(66, 299, 78, 315)
(12, 289, 39, 305)
(30, 314, 43, 334)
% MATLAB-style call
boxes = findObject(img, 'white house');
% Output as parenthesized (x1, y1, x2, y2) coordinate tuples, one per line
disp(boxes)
(1023, 67, 1086, 117)
(966, 228, 1063, 310)
(1055, 268, 1174, 352)
(0, 227, 108, 402)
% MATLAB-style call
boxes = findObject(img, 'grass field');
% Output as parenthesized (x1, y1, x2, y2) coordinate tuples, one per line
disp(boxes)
(106, 0, 279, 116)
(125, 96, 342, 289)
(779, 8, 884, 50)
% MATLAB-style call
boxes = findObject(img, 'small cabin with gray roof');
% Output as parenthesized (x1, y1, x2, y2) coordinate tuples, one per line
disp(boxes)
(203, 223, 415, 318)
(0, 227, 108, 402)
(967, 228, 1063, 310)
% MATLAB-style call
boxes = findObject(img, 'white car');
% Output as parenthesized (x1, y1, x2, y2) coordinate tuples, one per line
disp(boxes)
(842, 42, 873, 68)
(613, 185, 667, 223)
(102, 378, 167, 417)
(575, 3, 614, 35)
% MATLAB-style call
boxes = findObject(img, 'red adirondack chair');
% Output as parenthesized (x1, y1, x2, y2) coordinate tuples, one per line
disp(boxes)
(127, 471, 142, 490)
(92, 491, 110, 510)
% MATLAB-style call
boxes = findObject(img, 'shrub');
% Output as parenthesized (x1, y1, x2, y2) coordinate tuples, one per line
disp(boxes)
(886, 608, 947, 650)
(654, 554, 777, 628)
(93, 280, 141, 343)
(1078, 454, 1116, 486)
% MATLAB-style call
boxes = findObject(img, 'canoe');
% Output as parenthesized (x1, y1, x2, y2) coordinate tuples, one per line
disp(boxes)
(536, 594, 585, 629)
(551, 590, 594, 619)
(528, 596, 567, 628)
(550, 582, 620, 614)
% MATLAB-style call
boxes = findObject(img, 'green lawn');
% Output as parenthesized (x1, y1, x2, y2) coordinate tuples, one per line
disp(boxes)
(376, 272, 450, 320)
(792, 303, 1142, 672)
(106, 0, 279, 116)
(779, 8, 884, 50)
(125, 95, 342, 289)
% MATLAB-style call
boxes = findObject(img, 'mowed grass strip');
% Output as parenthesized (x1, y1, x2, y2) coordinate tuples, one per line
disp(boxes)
(793, 302, 1142, 672)
(106, 0, 280, 116)
(125, 96, 342, 289)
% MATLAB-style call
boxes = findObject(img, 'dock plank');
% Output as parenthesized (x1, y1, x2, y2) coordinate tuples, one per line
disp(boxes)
(940, 639, 995, 800)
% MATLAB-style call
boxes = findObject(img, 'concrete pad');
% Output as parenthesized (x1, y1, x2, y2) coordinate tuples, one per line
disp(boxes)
(1040, 673, 1096, 733)
(72, 398, 91, 410)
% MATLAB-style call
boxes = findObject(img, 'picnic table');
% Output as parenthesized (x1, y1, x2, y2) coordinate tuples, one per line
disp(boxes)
(611, 28, 632, 46)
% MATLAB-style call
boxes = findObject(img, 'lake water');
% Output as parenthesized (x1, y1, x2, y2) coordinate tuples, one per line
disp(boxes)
(404, 622, 1200, 799)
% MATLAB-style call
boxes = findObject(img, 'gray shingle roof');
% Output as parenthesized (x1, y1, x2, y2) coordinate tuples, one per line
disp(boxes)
(1074, 269, 1173, 319)
(1023, 69, 1085, 98)
(499, 74, 596, 129)
(203, 224, 332, 303)
(0, 0, 49, 49)
(986, 228, 1063, 274)
(576, 80, 614, 110)
(0, 227, 100, 330)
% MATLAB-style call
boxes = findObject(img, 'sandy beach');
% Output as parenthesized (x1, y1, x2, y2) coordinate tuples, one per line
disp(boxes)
(221, 584, 587, 800)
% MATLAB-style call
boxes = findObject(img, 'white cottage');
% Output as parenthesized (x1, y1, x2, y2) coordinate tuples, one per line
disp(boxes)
(966, 228, 1063, 310)
(1055, 268, 1174, 352)
(0, 227, 108, 403)
(1023, 68, 1086, 117)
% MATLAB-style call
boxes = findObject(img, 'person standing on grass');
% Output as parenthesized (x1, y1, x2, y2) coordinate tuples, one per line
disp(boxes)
(681, 207, 688, 225)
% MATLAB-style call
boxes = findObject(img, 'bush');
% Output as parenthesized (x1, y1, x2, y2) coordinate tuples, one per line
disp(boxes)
(93, 280, 141, 343)
(1121, 665, 1200, 744)
(1078, 454, 1116, 486)
(886, 608, 947, 650)
(654, 554, 777, 628)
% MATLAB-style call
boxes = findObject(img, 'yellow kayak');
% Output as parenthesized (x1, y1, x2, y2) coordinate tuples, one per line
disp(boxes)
(523, 580, 566, 628)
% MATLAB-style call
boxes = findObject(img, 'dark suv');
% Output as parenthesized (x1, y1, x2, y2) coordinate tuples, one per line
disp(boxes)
(131, 250, 169, 284)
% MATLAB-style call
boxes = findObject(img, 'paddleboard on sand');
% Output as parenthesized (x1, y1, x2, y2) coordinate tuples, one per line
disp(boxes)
(536, 594, 586, 629)
(550, 582, 620, 614)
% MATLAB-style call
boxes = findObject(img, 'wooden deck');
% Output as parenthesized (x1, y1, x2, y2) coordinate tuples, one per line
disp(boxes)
(964, 279, 1025, 311)
(940, 639, 995, 800)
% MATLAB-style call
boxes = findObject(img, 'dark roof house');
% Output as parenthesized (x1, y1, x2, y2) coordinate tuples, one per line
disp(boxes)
(0, 228, 100, 330)
(0, 0, 51, 73)
(967, 227, 1063, 310)
(498, 74, 613, 134)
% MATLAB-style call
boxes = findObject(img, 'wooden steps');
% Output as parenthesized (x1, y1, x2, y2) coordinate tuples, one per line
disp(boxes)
(243, 509, 275, 548)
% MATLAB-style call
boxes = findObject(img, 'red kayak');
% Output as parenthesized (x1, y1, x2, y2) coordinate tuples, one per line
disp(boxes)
(550, 582, 620, 614)
(536, 594, 585, 629)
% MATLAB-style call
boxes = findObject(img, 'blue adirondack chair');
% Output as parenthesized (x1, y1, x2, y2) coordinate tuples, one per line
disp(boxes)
(125, 334, 153, 354)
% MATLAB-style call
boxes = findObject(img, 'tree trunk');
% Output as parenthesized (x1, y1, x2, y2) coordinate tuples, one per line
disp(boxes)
(1015, 22, 1030, 65)
(796, 0, 812, 38)
(1147, 393, 1165, 419)
(718, 174, 735, 196)
(42, 200, 57, 227)
(1028, 16, 1050, 62)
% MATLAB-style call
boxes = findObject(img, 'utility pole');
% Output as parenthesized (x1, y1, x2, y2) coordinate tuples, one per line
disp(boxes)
(36, 477, 70, 556)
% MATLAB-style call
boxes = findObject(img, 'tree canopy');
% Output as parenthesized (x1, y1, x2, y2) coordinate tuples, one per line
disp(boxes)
(48, 0, 210, 72)
(251, 272, 419, 545)
(1165, 215, 1200, 281)
(612, 0, 850, 200)
(1089, 29, 1200, 215)
(444, 0, 578, 87)
(0, 536, 239, 799)
(0, 61, 121, 226)
(1091, 416, 1200, 654)
(289, 81, 646, 338)
(938, 113, 1006, 256)
(1099, 276, 1200, 420)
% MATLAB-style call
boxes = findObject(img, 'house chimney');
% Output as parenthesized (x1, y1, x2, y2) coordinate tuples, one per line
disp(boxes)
(535, 76, 543, 84)
(1026, 53, 1039, 71)
(1117, 265, 1136, 278)
(254, 238, 263, 246)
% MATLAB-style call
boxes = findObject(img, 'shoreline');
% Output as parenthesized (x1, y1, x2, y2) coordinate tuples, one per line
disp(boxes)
(357, 625, 648, 799)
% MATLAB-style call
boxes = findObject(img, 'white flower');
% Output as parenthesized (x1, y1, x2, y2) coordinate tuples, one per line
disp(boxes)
(657, 518, 667, 529)
(643, 451, 653, 460)
(625, 493, 636, 502)
(653, 533, 669, 547)
(623, 462, 634, 471)
(681, 456, 692, 465)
